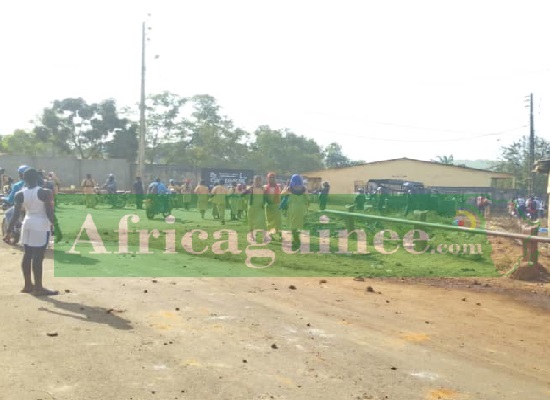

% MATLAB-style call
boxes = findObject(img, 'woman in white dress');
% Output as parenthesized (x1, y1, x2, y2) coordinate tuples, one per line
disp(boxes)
(3, 168, 58, 295)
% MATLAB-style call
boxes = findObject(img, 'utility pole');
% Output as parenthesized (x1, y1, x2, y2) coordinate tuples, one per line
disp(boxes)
(529, 93, 535, 196)
(138, 21, 147, 180)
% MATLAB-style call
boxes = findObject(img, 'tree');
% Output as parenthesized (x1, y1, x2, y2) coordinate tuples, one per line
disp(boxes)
(34, 98, 127, 159)
(175, 95, 250, 168)
(244, 125, 325, 174)
(324, 142, 351, 168)
(493, 136, 550, 194)
(0, 129, 52, 156)
(433, 155, 454, 165)
(105, 123, 139, 162)
(145, 92, 188, 164)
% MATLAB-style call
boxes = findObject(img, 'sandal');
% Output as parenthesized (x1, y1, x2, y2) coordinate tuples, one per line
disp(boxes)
(33, 288, 59, 296)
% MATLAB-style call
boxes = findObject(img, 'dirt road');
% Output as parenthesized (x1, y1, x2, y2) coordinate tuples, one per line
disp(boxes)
(1, 243, 549, 400)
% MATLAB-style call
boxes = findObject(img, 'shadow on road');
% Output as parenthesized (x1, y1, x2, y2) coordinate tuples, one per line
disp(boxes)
(46, 249, 99, 265)
(35, 296, 133, 330)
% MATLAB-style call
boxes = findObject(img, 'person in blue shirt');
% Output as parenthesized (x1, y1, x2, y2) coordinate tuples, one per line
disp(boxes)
(104, 174, 117, 194)
(5, 165, 29, 205)
(157, 179, 169, 194)
(147, 178, 170, 213)
(148, 178, 169, 194)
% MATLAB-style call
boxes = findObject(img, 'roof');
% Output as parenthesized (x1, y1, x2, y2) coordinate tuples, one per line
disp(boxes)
(302, 157, 514, 177)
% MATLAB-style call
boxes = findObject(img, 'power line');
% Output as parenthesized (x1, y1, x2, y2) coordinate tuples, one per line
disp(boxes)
(268, 108, 532, 137)
(303, 111, 476, 134)
(304, 125, 527, 143)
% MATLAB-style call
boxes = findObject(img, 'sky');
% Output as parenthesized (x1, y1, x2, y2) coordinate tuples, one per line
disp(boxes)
(1, 0, 549, 163)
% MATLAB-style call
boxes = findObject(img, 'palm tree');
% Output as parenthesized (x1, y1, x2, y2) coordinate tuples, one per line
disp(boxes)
(433, 155, 454, 165)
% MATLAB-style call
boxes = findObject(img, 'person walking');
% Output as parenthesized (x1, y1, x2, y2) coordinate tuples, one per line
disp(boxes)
(243, 175, 268, 241)
(210, 179, 228, 225)
(194, 180, 210, 219)
(181, 180, 192, 211)
(264, 172, 282, 239)
(47, 172, 60, 196)
(228, 182, 242, 221)
(133, 177, 144, 210)
(148, 178, 170, 213)
(281, 174, 309, 247)
(354, 188, 366, 211)
(104, 174, 117, 194)
(39, 174, 63, 243)
(168, 179, 181, 210)
(318, 181, 330, 211)
(81, 173, 97, 209)
(3, 168, 58, 296)
(240, 183, 249, 220)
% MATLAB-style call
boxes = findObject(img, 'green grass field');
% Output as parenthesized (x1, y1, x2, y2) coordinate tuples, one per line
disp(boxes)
(53, 194, 497, 278)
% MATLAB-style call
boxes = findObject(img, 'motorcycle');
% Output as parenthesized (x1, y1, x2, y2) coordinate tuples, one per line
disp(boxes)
(145, 194, 172, 220)
(94, 187, 129, 209)
(1, 197, 10, 211)
(2, 206, 23, 245)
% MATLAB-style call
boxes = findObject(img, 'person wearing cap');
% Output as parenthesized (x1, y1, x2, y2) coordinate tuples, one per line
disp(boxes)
(104, 174, 117, 194)
(168, 178, 180, 194)
(3, 165, 30, 238)
(5, 165, 30, 205)
(281, 174, 309, 247)
(148, 177, 169, 195)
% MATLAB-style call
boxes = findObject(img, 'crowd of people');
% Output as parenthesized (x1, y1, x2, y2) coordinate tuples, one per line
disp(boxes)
(508, 196, 545, 221)
(2, 168, 60, 198)
(0, 166, 319, 295)
(131, 173, 314, 246)
(3, 160, 550, 298)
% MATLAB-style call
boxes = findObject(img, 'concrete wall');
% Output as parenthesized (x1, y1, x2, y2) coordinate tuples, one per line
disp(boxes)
(0, 156, 209, 191)
(0, 155, 132, 190)
(81, 159, 133, 190)
(143, 164, 198, 187)
(303, 158, 514, 194)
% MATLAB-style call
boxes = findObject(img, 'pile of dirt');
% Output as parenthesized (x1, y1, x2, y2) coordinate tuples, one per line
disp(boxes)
(486, 216, 550, 278)
(507, 262, 550, 282)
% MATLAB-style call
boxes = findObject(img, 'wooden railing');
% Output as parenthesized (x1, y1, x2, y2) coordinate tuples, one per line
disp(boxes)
(320, 209, 549, 267)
